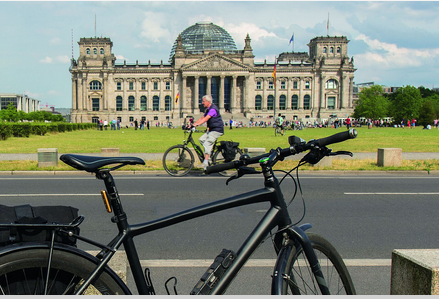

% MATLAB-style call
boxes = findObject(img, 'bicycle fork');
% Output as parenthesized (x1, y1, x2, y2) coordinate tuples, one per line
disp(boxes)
(272, 224, 330, 295)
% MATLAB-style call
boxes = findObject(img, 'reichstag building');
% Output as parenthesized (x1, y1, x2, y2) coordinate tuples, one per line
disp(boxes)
(69, 22, 356, 124)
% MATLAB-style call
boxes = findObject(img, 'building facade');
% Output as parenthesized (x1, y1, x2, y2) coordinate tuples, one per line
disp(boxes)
(70, 22, 356, 124)
(0, 93, 40, 112)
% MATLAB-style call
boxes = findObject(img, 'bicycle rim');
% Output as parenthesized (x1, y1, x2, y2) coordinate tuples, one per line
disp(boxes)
(281, 233, 355, 295)
(0, 247, 128, 295)
(163, 145, 194, 176)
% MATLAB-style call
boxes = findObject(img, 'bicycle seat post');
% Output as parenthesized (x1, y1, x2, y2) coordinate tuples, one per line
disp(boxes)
(96, 170, 126, 222)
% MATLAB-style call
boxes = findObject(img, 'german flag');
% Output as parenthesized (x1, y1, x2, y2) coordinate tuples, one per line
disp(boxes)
(175, 93, 179, 104)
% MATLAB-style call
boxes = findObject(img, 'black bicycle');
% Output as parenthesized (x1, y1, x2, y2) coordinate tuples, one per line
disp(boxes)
(0, 129, 357, 295)
(162, 128, 243, 177)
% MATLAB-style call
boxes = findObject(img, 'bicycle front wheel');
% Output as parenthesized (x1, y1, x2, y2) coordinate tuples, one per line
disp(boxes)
(273, 233, 355, 295)
(0, 246, 130, 295)
(211, 148, 243, 177)
(163, 145, 194, 177)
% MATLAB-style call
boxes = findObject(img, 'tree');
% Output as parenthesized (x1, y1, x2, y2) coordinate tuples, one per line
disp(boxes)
(353, 85, 390, 120)
(418, 100, 436, 127)
(389, 85, 423, 123)
(0, 103, 19, 122)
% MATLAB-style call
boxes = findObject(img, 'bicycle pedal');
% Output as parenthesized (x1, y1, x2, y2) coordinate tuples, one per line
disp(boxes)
(190, 249, 236, 295)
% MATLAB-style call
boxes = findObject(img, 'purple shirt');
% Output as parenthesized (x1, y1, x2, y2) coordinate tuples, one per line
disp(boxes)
(206, 108, 218, 118)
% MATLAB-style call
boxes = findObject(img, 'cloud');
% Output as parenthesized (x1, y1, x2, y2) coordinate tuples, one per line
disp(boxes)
(39, 55, 71, 64)
(225, 22, 277, 45)
(354, 34, 439, 69)
(40, 57, 53, 64)
(139, 11, 172, 44)
(49, 37, 61, 45)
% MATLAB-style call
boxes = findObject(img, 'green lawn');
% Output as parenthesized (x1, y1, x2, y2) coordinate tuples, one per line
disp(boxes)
(0, 125, 437, 154)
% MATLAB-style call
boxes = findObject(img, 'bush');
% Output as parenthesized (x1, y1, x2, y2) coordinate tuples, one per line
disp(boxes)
(0, 123, 13, 140)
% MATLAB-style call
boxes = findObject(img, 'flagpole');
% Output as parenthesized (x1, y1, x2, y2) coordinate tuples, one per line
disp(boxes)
(327, 13, 329, 36)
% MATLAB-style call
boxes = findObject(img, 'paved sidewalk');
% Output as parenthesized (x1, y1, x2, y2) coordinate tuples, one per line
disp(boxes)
(1, 152, 439, 161)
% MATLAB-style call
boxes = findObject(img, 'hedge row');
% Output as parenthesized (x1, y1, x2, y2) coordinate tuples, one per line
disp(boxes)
(0, 122, 95, 140)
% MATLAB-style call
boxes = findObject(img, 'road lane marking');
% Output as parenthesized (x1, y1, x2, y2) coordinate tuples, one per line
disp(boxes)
(348, 193, 439, 195)
(139, 259, 391, 267)
(0, 193, 144, 197)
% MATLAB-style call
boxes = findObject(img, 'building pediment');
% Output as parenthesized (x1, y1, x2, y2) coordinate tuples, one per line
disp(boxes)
(181, 54, 253, 72)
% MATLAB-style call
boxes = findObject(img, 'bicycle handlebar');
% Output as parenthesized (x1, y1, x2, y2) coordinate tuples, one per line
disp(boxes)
(205, 129, 357, 175)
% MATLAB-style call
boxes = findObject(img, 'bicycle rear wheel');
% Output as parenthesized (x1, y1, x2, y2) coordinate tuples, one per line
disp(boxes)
(211, 148, 243, 177)
(0, 246, 129, 295)
(163, 145, 194, 177)
(273, 233, 355, 295)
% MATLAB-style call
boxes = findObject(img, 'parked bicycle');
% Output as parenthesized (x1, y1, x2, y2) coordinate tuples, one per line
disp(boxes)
(0, 129, 357, 295)
(162, 127, 243, 177)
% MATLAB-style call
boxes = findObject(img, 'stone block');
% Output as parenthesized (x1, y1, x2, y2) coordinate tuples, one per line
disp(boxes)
(37, 148, 58, 167)
(391, 249, 439, 295)
(377, 148, 402, 167)
(101, 148, 120, 157)
(244, 148, 266, 158)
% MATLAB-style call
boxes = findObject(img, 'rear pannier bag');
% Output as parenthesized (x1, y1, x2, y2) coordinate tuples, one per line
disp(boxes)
(220, 141, 240, 162)
(0, 204, 80, 246)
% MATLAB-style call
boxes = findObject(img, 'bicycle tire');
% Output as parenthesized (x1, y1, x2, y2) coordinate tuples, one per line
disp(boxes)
(162, 145, 194, 177)
(0, 244, 130, 295)
(272, 232, 356, 295)
(211, 148, 244, 177)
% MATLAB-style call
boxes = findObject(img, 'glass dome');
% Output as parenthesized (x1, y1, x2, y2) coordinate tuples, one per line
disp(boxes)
(169, 22, 238, 62)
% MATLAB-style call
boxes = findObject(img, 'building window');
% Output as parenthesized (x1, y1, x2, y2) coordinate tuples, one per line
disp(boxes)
(267, 95, 274, 110)
(325, 79, 338, 89)
(293, 81, 298, 89)
(279, 95, 286, 110)
(269, 81, 274, 89)
(92, 98, 99, 111)
(92, 117, 99, 124)
(128, 96, 135, 111)
(100, 48, 104, 55)
(323, 47, 327, 53)
(165, 82, 170, 90)
(255, 95, 262, 110)
(140, 96, 147, 111)
(129, 116, 134, 122)
(129, 82, 134, 90)
(93, 48, 97, 54)
(291, 95, 298, 110)
(165, 95, 171, 111)
(89, 80, 102, 90)
(116, 96, 122, 111)
(303, 95, 311, 110)
(153, 96, 159, 111)
(117, 82, 122, 90)
(281, 81, 286, 90)
(153, 82, 158, 90)
(86, 48, 90, 55)
(337, 47, 341, 54)
(256, 81, 262, 90)
(141, 82, 146, 90)
(328, 97, 336, 109)
(305, 81, 310, 89)
(330, 47, 334, 53)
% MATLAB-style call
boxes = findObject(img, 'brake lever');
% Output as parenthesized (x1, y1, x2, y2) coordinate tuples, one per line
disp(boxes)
(226, 167, 260, 185)
(329, 151, 353, 157)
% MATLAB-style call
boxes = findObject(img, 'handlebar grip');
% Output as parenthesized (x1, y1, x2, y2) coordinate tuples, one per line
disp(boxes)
(316, 129, 357, 147)
(205, 161, 237, 175)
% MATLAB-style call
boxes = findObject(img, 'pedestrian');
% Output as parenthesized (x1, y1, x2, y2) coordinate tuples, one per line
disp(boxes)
(189, 95, 224, 169)
(412, 119, 416, 129)
(147, 120, 150, 130)
(134, 119, 138, 130)
(117, 119, 120, 130)
(103, 120, 108, 130)
(229, 118, 233, 130)
(346, 117, 351, 129)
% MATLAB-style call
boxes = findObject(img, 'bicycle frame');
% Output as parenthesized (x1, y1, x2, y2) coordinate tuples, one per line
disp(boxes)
(183, 129, 219, 163)
(74, 163, 329, 295)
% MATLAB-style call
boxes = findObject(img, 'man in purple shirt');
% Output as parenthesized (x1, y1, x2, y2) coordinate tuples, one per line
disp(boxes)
(190, 95, 224, 169)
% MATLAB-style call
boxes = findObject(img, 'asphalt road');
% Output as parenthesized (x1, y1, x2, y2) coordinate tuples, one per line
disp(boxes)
(0, 172, 438, 295)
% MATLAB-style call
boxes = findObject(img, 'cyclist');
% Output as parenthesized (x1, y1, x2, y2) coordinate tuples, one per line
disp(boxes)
(276, 113, 284, 135)
(189, 95, 224, 169)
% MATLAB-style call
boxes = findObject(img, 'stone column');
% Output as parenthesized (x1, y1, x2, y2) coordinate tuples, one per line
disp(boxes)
(320, 74, 326, 108)
(207, 76, 212, 96)
(287, 78, 291, 110)
(298, 78, 302, 110)
(194, 76, 199, 112)
(72, 76, 77, 110)
(182, 75, 187, 112)
(122, 79, 127, 111)
(219, 75, 225, 111)
(103, 75, 108, 111)
(147, 79, 152, 111)
(231, 75, 237, 112)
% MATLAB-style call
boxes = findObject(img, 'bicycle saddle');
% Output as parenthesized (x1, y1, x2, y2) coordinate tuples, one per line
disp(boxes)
(60, 154, 145, 173)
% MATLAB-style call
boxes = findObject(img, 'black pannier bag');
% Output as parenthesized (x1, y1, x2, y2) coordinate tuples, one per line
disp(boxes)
(0, 204, 80, 247)
(220, 141, 240, 162)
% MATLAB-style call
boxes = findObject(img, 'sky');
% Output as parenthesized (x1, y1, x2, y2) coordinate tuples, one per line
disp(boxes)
(1, 1, 439, 109)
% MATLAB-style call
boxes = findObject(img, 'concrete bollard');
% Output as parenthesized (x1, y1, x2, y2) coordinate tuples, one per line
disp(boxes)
(37, 148, 58, 167)
(377, 148, 402, 167)
(391, 249, 439, 295)
(102, 148, 120, 157)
